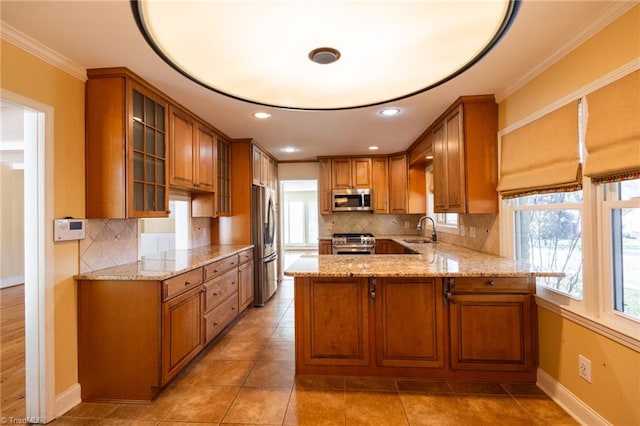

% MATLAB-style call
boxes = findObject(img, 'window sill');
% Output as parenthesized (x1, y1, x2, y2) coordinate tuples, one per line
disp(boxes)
(535, 296, 640, 352)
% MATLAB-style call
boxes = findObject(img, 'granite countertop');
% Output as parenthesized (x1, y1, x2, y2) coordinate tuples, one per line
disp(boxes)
(285, 236, 560, 278)
(75, 244, 254, 281)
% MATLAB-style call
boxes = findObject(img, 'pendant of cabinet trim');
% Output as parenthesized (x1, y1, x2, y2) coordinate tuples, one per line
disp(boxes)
(86, 68, 170, 218)
(431, 95, 498, 214)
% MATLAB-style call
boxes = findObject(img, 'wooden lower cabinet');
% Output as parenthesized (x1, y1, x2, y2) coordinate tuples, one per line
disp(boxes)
(375, 278, 444, 368)
(296, 277, 370, 371)
(293, 275, 538, 381)
(318, 239, 332, 254)
(162, 285, 204, 384)
(238, 251, 254, 311)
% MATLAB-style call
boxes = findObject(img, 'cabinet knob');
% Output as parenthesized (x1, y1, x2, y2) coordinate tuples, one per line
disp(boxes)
(213, 292, 219, 296)
(487, 281, 495, 286)
(184, 281, 191, 286)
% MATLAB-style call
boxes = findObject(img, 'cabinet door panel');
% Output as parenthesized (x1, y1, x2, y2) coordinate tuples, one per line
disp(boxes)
(300, 278, 370, 365)
(449, 294, 533, 371)
(376, 278, 444, 368)
(432, 124, 447, 211)
(162, 286, 203, 384)
(318, 159, 333, 214)
(196, 125, 216, 191)
(332, 158, 353, 189)
(352, 158, 372, 188)
(444, 108, 465, 212)
(371, 158, 389, 213)
(169, 107, 195, 188)
(388, 154, 408, 213)
(238, 260, 254, 311)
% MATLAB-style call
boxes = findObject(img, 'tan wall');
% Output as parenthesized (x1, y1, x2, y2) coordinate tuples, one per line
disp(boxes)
(498, 6, 640, 425)
(0, 165, 25, 282)
(1, 40, 85, 394)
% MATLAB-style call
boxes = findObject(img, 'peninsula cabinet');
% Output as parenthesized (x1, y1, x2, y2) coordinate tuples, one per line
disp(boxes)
(375, 277, 445, 368)
(432, 95, 498, 214)
(86, 67, 169, 218)
(169, 104, 216, 192)
(446, 276, 536, 373)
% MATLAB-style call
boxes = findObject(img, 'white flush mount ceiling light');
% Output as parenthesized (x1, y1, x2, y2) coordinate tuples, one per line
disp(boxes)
(132, 0, 518, 110)
(282, 147, 298, 153)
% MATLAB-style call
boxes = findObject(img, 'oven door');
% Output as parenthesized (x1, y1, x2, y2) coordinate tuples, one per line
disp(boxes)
(332, 244, 374, 255)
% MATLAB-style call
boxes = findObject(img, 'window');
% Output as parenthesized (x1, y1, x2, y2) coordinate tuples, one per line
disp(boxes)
(602, 178, 640, 321)
(282, 180, 318, 249)
(511, 191, 583, 298)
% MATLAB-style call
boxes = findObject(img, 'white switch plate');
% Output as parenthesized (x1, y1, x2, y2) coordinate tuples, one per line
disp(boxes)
(54, 218, 86, 242)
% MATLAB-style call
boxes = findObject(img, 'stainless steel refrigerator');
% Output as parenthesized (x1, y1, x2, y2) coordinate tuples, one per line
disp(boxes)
(252, 185, 278, 306)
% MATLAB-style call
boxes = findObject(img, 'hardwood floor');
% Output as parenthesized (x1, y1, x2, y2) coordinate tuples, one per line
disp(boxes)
(0, 284, 26, 419)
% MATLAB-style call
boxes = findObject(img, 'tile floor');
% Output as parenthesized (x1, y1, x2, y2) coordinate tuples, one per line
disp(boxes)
(53, 277, 577, 425)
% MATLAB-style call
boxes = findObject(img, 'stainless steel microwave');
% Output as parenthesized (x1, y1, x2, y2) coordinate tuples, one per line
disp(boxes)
(332, 189, 373, 212)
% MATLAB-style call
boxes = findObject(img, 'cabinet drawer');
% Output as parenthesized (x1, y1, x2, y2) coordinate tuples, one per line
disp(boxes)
(204, 255, 238, 281)
(204, 268, 237, 312)
(203, 292, 238, 343)
(238, 248, 253, 264)
(450, 276, 531, 293)
(162, 268, 203, 301)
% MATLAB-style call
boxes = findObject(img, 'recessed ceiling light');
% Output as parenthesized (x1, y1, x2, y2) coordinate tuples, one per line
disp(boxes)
(380, 107, 400, 117)
(253, 112, 271, 119)
(368, 146, 379, 151)
(282, 147, 297, 153)
(425, 154, 434, 160)
(133, 1, 518, 110)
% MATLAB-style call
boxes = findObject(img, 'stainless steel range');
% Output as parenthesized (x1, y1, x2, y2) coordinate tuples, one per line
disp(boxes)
(331, 233, 376, 255)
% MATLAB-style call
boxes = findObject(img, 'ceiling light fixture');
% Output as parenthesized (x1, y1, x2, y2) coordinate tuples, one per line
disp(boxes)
(132, 0, 518, 110)
(368, 146, 379, 151)
(253, 112, 271, 119)
(380, 107, 400, 117)
(282, 147, 298, 153)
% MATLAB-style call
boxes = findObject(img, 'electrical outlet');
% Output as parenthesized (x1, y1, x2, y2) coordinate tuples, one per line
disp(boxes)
(459, 226, 465, 237)
(468, 226, 476, 238)
(404, 221, 410, 228)
(578, 354, 592, 383)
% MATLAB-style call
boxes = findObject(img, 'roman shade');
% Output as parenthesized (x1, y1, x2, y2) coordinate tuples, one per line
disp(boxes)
(584, 70, 640, 183)
(497, 101, 581, 198)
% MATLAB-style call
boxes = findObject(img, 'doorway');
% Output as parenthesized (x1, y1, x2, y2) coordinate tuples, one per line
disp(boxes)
(0, 92, 55, 423)
(281, 180, 318, 251)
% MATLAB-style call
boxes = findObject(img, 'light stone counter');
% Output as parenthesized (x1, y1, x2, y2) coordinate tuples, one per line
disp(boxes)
(75, 244, 253, 281)
(285, 238, 559, 278)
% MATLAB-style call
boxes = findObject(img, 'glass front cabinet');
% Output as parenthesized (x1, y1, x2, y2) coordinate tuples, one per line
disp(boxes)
(86, 68, 169, 218)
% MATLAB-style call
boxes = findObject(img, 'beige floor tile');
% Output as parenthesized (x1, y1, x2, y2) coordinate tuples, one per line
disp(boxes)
(515, 396, 580, 425)
(94, 420, 158, 426)
(344, 378, 398, 391)
(271, 326, 295, 341)
(400, 393, 477, 426)
(107, 400, 175, 422)
(180, 359, 255, 387)
(63, 402, 119, 418)
(224, 322, 277, 340)
(295, 376, 345, 390)
(161, 385, 239, 423)
(458, 395, 534, 424)
(49, 418, 99, 425)
(397, 380, 453, 394)
(222, 387, 291, 424)
(207, 337, 268, 360)
(260, 340, 295, 361)
(345, 391, 408, 426)
(244, 360, 295, 388)
(450, 381, 508, 395)
(284, 388, 345, 425)
(158, 423, 218, 426)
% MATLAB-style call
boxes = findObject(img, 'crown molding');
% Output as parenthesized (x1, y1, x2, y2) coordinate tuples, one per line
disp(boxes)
(1, 21, 87, 81)
(496, 2, 636, 103)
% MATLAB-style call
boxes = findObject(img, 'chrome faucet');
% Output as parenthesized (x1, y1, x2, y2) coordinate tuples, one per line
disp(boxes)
(417, 216, 437, 242)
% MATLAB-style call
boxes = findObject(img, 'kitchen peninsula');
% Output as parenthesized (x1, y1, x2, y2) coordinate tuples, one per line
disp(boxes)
(284, 238, 559, 383)
(75, 244, 253, 402)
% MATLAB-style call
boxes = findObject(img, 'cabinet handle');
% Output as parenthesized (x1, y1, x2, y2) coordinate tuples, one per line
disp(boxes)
(445, 291, 457, 304)
(487, 281, 495, 287)
(184, 280, 191, 286)
(213, 292, 219, 296)
(213, 322, 219, 326)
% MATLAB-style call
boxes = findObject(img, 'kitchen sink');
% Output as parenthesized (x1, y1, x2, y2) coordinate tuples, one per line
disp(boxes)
(403, 238, 433, 244)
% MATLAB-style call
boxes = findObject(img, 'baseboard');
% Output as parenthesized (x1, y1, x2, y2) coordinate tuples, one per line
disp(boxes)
(55, 383, 81, 418)
(537, 368, 610, 426)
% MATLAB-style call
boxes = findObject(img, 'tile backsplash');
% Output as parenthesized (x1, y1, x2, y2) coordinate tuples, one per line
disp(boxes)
(80, 217, 212, 273)
(319, 212, 424, 237)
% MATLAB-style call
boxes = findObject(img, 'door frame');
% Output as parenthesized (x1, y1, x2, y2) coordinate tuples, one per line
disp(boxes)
(2, 89, 56, 423)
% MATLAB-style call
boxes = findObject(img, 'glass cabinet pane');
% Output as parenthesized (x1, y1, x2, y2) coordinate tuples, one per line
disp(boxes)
(146, 127, 155, 154)
(145, 98, 155, 127)
(145, 184, 155, 211)
(133, 121, 144, 151)
(157, 132, 165, 156)
(158, 186, 165, 211)
(134, 152, 144, 181)
(133, 90, 143, 121)
(134, 182, 144, 211)
(145, 155, 155, 183)
(157, 159, 165, 184)
(157, 105, 165, 130)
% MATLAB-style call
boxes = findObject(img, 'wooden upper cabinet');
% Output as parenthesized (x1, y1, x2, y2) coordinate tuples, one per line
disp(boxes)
(86, 68, 169, 218)
(331, 158, 372, 189)
(252, 145, 272, 187)
(216, 138, 232, 216)
(318, 158, 333, 214)
(169, 105, 216, 192)
(269, 158, 278, 190)
(432, 95, 498, 214)
(388, 154, 408, 213)
(371, 157, 389, 213)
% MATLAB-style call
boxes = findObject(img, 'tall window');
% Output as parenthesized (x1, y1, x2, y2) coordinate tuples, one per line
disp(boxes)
(282, 180, 318, 249)
(602, 178, 640, 320)
(511, 191, 583, 298)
